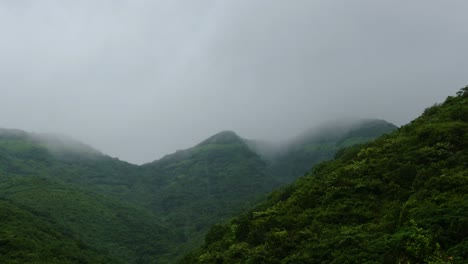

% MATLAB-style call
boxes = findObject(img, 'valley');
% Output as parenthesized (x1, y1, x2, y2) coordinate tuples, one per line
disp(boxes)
(0, 118, 397, 263)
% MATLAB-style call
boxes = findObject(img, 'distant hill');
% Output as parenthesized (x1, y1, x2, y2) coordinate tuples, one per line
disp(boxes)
(134, 131, 275, 255)
(0, 130, 176, 263)
(130, 123, 397, 258)
(0, 128, 137, 192)
(247, 119, 398, 184)
(0, 128, 103, 158)
(0, 118, 400, 263)
(182, 87, 468, 264)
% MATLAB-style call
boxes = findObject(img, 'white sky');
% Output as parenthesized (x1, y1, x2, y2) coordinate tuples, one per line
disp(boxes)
(1, 0, 467, 164)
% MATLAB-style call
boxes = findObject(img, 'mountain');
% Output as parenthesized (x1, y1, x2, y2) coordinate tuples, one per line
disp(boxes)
(0, 130, 176, 263)
(133, 131, 276, 255)
(129, 123, 397, 258)
(0, 198, 116, 264)
(182, 87, 468, 263)
(0, 119, 399, 262)
(247, 119, 398, 184)
(0, 128, 139, 194)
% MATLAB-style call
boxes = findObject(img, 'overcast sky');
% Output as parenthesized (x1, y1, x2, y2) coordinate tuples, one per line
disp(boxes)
(0, 0, 467, 164)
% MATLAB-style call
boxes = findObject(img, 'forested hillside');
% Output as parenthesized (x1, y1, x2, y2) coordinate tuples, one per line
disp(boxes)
(0, 133, 178, 263)
(182, 87, 468, 263)
(131, 125, 396, 256)
(132, 131, 275, 254)
(255, 119, 397, 184)
(0, 198, 117, 264)
(0, 113, 402, 263)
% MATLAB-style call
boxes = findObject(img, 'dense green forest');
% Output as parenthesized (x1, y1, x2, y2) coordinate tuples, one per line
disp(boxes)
(0, 114, 394, 262)
(0, 198, 118, 264)
(256, 119, 397, 184)
(0, 132, 177, 263)
(182, 87, 468, 264)
(134, 131, 276, 254)
(0, 117, 394, 263)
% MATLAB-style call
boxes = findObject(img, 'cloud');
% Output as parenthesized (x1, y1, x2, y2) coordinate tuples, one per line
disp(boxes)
(0, 0, 467, 164)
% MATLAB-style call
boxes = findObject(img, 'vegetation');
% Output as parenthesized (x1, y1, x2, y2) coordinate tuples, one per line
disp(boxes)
(134, 131, 277, 255)
(0, 133, 176, 263)
(1, 90, 444, 263)
(182, 87, 468, 264)
(0, 199, 117, 264)
(263, 119, 397, 184)
(131, 127, 394, 257)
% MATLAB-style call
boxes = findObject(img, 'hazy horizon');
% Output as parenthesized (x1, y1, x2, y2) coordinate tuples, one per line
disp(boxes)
(1, 1, 467, 164)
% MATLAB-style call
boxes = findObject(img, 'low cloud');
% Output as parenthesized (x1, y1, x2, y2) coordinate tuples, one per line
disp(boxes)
(0, 0, 467, 164)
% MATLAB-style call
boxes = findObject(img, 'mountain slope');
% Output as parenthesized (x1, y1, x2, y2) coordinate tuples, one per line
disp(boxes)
(0, 120, 401, 262)
(0, 121, 399, 262)
(0, 128, 139, 195)
(134, 131, 276, 255)
(182, 87, 468, 263)
(0, 198, 117, 264)
(248, 119, 398, 184)
(0, 132, 177, 263)
(1, 178, 176, 263)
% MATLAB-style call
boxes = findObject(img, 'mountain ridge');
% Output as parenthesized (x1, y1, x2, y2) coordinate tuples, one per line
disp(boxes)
(0, 117, 401, 263)
(181, 86, 468, 264)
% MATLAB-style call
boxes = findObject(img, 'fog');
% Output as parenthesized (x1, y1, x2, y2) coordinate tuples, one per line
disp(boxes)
(0, 0, 467, 164)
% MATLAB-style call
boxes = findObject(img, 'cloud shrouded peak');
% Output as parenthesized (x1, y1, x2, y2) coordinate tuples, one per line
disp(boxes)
(0, 0, 467, 164)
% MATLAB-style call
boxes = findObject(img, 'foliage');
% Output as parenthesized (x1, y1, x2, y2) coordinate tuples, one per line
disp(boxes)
(1, 86, 458, 263)
(182, 87, 468, 264)
(133, 131, 277, 257)
(0, 199, 118, 263)
(0, 133, 176, 263)
(266, 119, 397, 184)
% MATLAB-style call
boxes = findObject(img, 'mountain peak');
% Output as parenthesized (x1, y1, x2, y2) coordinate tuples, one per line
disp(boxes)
(198, 130, 243, 146)
(291, 118, 397, 145)
(0, 128, 29, 140)
(0, 128, 103, 160)
(32, 133, 103, 159)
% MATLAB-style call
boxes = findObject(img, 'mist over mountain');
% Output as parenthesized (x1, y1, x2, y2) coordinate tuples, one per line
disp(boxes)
(246, 119, 398, 184)
(0, 115, 398, 263)
(1, 1, 467, 163)
(247, 119, 397, 159)
(0, 1, 467, 263)
(1, 88, 466, 264)
(182, 87, 468, 264)
(0, 128, 103, 158)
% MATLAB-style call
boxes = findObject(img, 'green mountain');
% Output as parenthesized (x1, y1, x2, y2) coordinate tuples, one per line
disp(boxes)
(0, 130, 176, 263)
(0, 198, 116, 264)
(133, 131, 276, 255)
(248, 119, 397, 184)
(0, 128, 140, 195)
(0, 117, 399, 263)
(181, 87, 468, 263)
